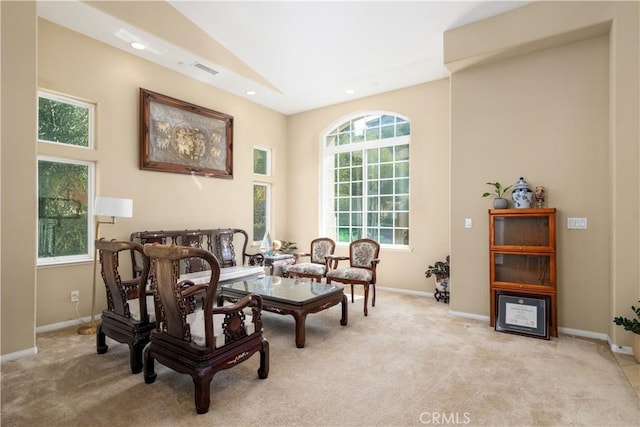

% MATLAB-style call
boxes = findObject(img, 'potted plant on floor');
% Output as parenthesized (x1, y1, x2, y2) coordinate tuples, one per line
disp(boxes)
(613, 301, 640, 363)
(425, 255, 450, 303)
(482, 181, 513, 209)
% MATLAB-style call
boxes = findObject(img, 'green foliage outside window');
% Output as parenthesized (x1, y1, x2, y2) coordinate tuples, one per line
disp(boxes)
(253, 184, 267, 241)
(38, 160, 89, 258)
(37, 92, 94, 262)
(38, 96, 90, 147)
(253, 148, 268, 175)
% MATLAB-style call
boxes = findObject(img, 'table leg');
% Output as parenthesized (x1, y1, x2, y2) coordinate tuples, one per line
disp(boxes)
(293, 313, 307, 348)
(340, 294, 348, 326)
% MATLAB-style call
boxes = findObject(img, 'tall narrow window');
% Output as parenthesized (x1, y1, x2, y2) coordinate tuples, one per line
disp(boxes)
(253, 183, 271, 242)
(253, 146, 272, 242)
(37, 91, 95, 265)
(321, 113, 410, 247)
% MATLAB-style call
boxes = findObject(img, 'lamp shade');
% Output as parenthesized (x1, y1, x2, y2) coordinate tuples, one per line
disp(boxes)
(94, 197, 133, 218)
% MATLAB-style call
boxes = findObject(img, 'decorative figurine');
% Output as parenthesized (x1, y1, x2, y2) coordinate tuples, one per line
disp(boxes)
(534, 186, 545, 208)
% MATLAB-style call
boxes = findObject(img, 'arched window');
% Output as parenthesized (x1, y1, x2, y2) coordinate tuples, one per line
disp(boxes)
(321, 112, 410, 247)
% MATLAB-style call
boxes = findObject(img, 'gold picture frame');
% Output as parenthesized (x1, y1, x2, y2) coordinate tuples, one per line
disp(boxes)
(140, 88, 233, 178)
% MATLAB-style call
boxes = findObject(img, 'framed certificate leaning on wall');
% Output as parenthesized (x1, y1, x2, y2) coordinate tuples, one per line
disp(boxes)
(495, 291, 550, 340)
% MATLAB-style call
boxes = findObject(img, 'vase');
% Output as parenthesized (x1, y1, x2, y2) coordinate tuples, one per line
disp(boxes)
(494, 198, 508, 209)
(512, 177, 533, 208)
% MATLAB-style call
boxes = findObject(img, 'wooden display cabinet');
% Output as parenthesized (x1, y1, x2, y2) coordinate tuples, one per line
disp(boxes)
(489, 208, 557, 337)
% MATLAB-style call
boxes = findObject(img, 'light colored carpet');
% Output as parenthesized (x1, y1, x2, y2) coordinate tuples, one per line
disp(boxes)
(2, 290, 639, 426)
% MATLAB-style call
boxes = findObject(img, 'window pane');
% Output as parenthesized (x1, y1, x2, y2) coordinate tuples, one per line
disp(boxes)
(338, 213, 350, 226)
(368, 212, 379, 226)
(351, 213, 362, 226)
(396, 122, 410, 136)
(395, 162, 409, 178)
(367, 148, 379, 163)
(380, 212, 394, 227)
(395, 212, 409, 228)
(394, 229, 409, 245)
(352, 197, 362, 211)
(38, 160, 89, 258)
(253, 184, 268, 240)
(368, 181, 379, 195)
(395, 195, 409, 210)
(351, 182, 362, 196)
(367, 196, 379, 211)
(381, 125, 394, 139)
(253, 148, 268, 175)
(380, 147, 393, 162)
(379, 229, 393, 244)
(380, 164, 394, 179)
(38, 96, 90, 147)
(338, 152, 350, 167)
(395, 178, 409, 194)
(395, 145, 409, 161)
(338, 132, 350, 145)
(365, 127, 380, 141)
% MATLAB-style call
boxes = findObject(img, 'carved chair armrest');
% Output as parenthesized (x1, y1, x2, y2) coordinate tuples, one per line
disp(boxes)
(212, 293, 264, 331)
(325, 255, 349, 270)
(371, 258, 381, 269)
(177, 281, 208, 298)
(246, 252, 265, 266)
(293, 252, 311, 263)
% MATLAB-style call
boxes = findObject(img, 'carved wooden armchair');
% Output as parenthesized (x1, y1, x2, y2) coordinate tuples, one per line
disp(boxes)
(95, 239, 155, 374)
(142, 243, 269, 414)
(326, 238, 381, 316)
(286, 237, 336, 282)
(211, 228, 264, 267)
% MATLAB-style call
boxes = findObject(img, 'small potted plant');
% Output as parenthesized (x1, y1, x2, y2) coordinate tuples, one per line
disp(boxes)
(482, 181, 513, 209)
(613, 301, 640, 363)
(425, 255, 450, 303)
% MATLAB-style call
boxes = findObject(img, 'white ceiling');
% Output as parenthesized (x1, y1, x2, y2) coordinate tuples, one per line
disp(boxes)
(37, 1, 530, 115)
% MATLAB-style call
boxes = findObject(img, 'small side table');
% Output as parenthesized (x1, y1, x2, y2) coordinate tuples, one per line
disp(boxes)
(264, 253, 295, 276)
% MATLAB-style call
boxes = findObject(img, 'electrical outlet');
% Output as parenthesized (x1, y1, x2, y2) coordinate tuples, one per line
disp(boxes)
(70, 290, 79, 302)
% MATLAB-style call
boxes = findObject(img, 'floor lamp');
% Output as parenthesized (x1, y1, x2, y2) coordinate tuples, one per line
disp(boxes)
(77, 196, 133, 335)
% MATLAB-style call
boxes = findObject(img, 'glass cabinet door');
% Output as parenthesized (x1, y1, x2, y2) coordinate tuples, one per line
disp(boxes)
(491, 253, 554, 287)
(490, 213, 554, 251)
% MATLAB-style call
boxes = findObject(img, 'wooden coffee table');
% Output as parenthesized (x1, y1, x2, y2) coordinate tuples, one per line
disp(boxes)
(218, 276, 348, 348)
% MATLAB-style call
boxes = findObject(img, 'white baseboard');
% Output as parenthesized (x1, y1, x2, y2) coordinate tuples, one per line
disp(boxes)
(36, 316, 91, 334)
(1, 346, 38, 364)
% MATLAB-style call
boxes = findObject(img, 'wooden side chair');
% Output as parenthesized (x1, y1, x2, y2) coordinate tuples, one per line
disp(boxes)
(326, 238, 381, 316)
(211, 228, 264, 267)
(95, 239, 155, 374)
(286, 237, 336, 282)
(142, 243, 269, 414)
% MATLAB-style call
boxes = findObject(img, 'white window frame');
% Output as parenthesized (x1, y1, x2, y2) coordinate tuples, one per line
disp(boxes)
(37, 156, 95, 266)
(37, 90, 96, 266)
(320, 112, 410, 248)
(37, 90, 95, 149)
(253, 146, 272, 176)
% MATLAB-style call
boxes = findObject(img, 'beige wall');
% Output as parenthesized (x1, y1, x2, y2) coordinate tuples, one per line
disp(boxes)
(1, 1, 38, 356)
(446, 1, 639, 345)
(2, 1, 638, 358)
(287, 81, 450, 293)
(34, 19, 288, 328)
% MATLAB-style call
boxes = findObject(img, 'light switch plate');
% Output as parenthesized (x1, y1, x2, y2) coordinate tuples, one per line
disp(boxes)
(465, 218, 472, 228)
(567, 217, 587, 229)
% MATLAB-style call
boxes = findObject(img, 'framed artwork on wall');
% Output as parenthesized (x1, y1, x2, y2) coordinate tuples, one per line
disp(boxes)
(140, 88, 233, 178)
(495, 291, 550, 340)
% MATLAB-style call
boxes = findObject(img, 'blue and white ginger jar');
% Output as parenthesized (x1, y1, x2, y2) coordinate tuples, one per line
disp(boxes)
(512, 177, 533, 209)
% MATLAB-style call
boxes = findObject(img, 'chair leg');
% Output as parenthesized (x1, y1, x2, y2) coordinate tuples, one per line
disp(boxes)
(96, 323, 108, 354)
(372, 283, 376, 307)
(258, 339, 270, 379)
(350, 284, 355, 303)
(193, 372, 215, 414)
(130, 342, 145, 374)
(143, 345, 157, 384)
(363, 284, 369, 316)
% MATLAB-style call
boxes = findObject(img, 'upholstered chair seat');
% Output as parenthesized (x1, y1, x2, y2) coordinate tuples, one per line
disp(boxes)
(326, 238, 380, 316)
(287, 238, 336, 282)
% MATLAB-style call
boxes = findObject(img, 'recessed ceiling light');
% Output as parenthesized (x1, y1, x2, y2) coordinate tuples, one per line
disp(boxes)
(246, 90, 256, 96)
(130, 42, 146, 50)
(345, 89, 355, 95)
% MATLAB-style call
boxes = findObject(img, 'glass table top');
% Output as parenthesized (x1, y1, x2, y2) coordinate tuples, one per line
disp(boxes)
(221, 276, 344, 305)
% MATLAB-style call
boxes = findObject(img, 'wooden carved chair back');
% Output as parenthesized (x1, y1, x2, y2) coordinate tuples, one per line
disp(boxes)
(141, 243, 270, 414)
(95, 238, 154, 373)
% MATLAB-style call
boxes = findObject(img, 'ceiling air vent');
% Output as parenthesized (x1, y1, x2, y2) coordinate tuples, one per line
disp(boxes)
(193, 62, 219, 76)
